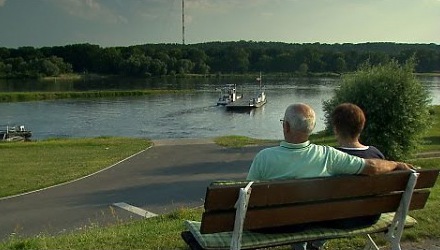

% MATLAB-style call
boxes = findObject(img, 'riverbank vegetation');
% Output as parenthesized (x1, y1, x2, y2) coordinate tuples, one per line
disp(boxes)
(0, 106, 439, 249)
(1, 42, 439, 79)
(213, 135, 276, 147)
(0, 89, 193, 103)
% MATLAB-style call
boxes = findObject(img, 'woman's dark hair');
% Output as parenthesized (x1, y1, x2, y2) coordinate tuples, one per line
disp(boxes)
(331, 103, 365, 139)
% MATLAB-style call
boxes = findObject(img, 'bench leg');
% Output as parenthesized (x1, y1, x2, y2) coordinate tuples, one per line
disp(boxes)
(363, 234, 379, 250)
(230, 182, 253, 250)
(386, 172, 419, 250)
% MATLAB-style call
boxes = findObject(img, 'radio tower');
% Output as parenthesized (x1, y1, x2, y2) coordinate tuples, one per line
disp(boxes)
(182, 0, 185, 45)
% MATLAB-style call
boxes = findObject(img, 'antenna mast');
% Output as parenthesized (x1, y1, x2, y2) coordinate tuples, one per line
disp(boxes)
(182, 0, 185, 45)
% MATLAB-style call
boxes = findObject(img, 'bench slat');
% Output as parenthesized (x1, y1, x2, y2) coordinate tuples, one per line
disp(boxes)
(204, 169, 438, 211)
(201, 190, 430, 234)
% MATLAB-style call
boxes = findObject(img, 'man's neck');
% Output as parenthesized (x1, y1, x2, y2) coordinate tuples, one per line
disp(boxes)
(285, 134, 309, 144)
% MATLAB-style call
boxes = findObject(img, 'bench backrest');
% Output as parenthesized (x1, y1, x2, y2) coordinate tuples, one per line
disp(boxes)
(200, 169, 439, 234)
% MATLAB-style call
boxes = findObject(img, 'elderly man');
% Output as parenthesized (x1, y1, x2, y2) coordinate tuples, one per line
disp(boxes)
(246, 103, 412, 250)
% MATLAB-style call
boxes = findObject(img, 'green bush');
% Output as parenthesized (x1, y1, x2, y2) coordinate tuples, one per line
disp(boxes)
(323, 59, 432, 160)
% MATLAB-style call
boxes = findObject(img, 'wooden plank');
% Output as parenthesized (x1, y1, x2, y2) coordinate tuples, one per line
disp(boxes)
(200, 191, 430, 234)
(416, 169, 440, 189)
(204, 169, 439, 211)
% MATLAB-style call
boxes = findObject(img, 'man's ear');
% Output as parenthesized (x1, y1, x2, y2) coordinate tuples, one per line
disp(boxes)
(284, 121, 290, 133)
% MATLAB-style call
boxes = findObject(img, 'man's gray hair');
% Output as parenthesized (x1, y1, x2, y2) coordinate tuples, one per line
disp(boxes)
(284, 103, 316, 134)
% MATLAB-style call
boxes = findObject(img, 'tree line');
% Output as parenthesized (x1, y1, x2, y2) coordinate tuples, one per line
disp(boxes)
(0, 41, 439, 79)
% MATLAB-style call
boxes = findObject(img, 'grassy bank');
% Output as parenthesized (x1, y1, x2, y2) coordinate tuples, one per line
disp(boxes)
(0, 137, 151, 198)
(0, 107, 439, 249)
(0, 89, 193, 103)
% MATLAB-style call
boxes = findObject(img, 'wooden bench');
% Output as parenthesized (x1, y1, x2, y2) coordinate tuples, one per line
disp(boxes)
(181, 169, 439, 250)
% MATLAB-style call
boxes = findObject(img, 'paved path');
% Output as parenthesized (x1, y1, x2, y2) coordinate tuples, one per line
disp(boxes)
(0, 139, 271, 241)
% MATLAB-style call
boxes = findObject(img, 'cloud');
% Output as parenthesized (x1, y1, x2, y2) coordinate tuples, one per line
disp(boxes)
(185, 0, 267, 11)
(44, 0, 127, 24)
(0, 0, 6, 7)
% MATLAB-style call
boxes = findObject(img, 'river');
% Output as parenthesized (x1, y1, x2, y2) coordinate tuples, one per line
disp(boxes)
(1, 76, 439, 141)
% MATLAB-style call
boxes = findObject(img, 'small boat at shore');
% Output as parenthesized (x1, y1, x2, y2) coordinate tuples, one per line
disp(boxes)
(226, 73, 267, 111)
(216, 84, 243, 106)
(0, 125, 32, 142)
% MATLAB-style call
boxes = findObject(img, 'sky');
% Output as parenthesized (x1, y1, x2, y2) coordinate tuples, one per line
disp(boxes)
(0, 0, 439, 48)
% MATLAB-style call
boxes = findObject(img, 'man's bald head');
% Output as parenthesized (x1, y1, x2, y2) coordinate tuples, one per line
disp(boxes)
(283, 103, 316, 135)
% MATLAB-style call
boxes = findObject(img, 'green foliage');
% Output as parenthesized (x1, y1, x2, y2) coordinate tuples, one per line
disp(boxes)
(2, 42, 440, 79)
(0, 55, 72, 79)
(323, 59, 432, 160)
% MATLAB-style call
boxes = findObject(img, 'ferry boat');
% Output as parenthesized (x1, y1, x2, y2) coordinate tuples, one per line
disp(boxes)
(216, 84, 243, 106)
(0, 125, 32, 141)
(225, 73, 267, 111)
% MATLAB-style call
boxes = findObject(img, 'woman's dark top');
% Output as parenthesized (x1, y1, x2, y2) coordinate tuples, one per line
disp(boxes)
(330, 145, 385, 228)
(335, 145, 385, 160)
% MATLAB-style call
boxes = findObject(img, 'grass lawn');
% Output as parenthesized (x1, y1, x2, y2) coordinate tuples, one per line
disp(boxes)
(0, 137, 151, 198)
(0, 107, 439, 249)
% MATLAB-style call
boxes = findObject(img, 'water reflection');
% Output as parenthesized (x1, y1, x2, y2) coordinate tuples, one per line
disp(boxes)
(419, 76, 440, 104)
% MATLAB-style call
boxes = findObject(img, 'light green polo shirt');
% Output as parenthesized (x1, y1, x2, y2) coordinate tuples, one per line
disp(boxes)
(247, 141, 365, 181)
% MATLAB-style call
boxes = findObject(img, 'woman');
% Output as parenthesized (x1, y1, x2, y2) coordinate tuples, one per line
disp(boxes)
(330, 102, 385, 228)
(331, 103, 385, 159)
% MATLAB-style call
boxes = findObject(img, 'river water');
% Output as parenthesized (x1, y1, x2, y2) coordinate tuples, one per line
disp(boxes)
(1, 76, 439, 141)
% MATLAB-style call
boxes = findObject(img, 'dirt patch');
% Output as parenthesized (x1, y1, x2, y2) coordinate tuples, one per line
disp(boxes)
(397, 239, 440, 250)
